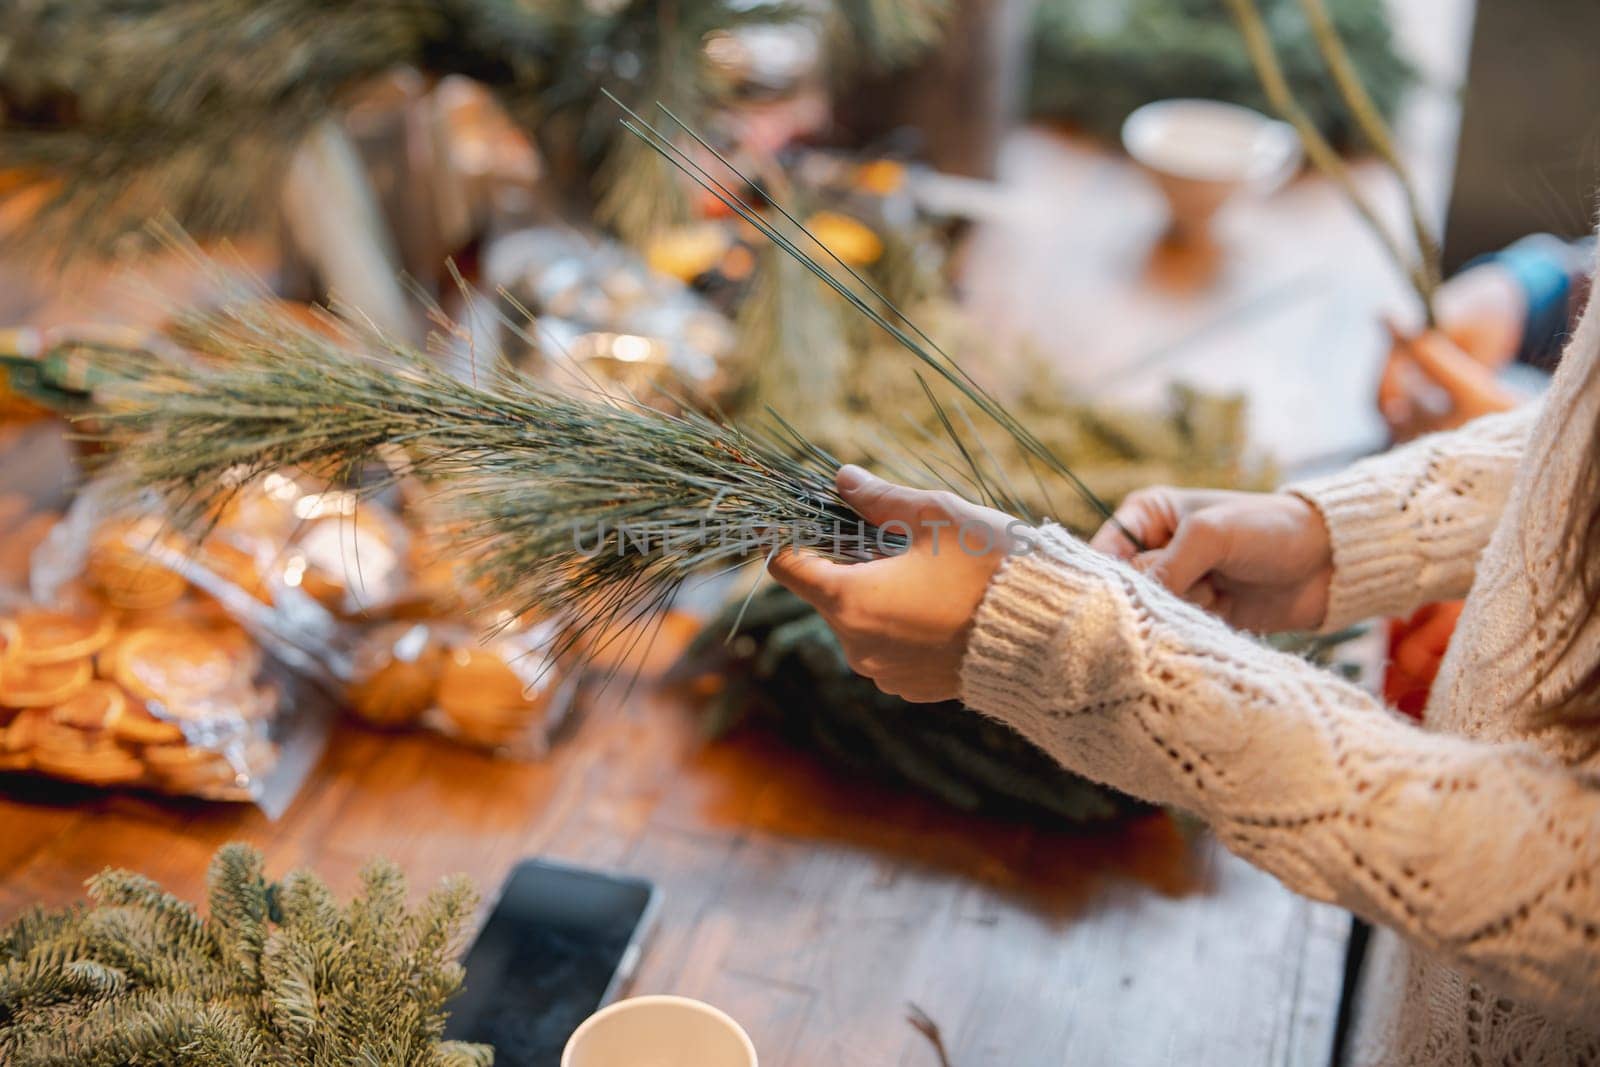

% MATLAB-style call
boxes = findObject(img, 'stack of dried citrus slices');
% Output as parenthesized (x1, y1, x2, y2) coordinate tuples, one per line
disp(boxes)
(0, 599, 279, 796)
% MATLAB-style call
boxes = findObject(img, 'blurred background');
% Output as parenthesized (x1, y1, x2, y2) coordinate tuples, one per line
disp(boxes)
(8, 0, 1588, 474)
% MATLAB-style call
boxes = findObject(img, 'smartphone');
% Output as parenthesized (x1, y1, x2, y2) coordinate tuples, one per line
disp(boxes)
(444, 858, 661, 1067)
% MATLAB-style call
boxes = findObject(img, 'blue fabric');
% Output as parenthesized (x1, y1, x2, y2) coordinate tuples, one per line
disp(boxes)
(1464, 236, 1576, 367)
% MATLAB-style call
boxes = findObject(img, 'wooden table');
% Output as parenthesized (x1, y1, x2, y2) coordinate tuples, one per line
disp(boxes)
(0, 2, 1474, 1061)
(1, 683, 1349, 1067)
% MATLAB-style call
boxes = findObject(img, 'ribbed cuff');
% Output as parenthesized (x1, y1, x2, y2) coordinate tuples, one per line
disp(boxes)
(1285, 471, 1421, 630)
(959, 526, 1126, 720)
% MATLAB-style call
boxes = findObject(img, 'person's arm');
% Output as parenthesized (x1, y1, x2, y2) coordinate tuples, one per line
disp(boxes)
(1283, 402, 1538, 630)
(961, 527, 1600, 1024)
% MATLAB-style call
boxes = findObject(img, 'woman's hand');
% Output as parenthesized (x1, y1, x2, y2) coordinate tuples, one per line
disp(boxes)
(1377, 325, 1520, 443)
(1089, 488, 1333, 633)
(767, 465, 1019, 703)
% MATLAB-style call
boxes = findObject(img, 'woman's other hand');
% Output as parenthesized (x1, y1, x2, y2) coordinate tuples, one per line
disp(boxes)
(1378, 325, 1520, 443)
(767, 465, 1019, 703)
(1089, 487, 1333, 633)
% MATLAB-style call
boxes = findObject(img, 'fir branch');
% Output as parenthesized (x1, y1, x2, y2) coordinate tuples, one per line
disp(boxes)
(0, 844, 487, 1066)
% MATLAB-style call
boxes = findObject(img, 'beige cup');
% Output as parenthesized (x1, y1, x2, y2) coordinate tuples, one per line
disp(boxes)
(562, 995, 757, 1067)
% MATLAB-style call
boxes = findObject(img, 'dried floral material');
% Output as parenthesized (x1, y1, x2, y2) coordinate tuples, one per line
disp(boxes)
(0, 844, 489, 1066)
(0, 0, 448, 255)
(1226, 0, 1441, 323)
(619, 102, 1136, 539)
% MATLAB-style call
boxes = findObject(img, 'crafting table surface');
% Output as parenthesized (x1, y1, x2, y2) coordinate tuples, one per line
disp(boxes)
(0, 687, 1350, 1067)
(0, 3, 1474, 1062)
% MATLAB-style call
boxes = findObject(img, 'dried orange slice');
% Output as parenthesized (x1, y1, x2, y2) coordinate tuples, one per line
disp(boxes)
(113, 628, 247, 707)
(49, 680, 127, 730)
(197, 538, 271, 604)
(1, 607, 115, 665)
(162, 681, 274, 725)
(88, 519, 188, 611)
(347, 623, 442, 729)
(0, 656, 92, 708)
(349, 658, 437, 729)
(141, 740, 271, 796)
(33, 743, 144, 786)
(108, 700, 186, 746)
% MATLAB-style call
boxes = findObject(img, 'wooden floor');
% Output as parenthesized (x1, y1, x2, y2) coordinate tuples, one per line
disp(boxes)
(0, 2, 1474, 1063)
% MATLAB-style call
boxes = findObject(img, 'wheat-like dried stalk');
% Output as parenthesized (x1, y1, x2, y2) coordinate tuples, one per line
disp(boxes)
(1226, 0, 1441, 325)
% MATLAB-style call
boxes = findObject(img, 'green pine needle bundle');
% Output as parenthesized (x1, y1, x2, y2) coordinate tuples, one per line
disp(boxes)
(0, 844, 489, 1066)
(93, 291, 888, 663)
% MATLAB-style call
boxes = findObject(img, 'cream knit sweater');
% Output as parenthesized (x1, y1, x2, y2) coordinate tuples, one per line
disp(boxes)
(959, 282, 1600, 1063)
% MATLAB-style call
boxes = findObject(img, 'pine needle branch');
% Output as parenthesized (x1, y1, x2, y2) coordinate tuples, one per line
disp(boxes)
(610, 94, 1144, 550)
(90, 277, 905, 665)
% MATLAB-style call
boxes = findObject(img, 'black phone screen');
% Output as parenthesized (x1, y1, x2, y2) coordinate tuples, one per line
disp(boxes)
(444, 859, 658, 1067)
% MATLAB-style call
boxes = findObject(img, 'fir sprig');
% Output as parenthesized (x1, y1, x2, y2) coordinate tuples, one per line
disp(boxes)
(0, 844, 488, 1067)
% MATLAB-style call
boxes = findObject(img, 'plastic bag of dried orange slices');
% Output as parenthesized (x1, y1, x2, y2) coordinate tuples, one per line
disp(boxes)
(343, 614, 580, 756)
(0, 477, 343, 817)
(337, 497, 580, 756)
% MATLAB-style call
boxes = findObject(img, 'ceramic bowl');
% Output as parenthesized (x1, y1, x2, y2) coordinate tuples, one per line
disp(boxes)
(1122, 98, 1302, 244)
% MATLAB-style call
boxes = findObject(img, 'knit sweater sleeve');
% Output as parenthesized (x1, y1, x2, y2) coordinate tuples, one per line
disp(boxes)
(1284, 404, 1538, 629)
(959, 529, 1600, 1023)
